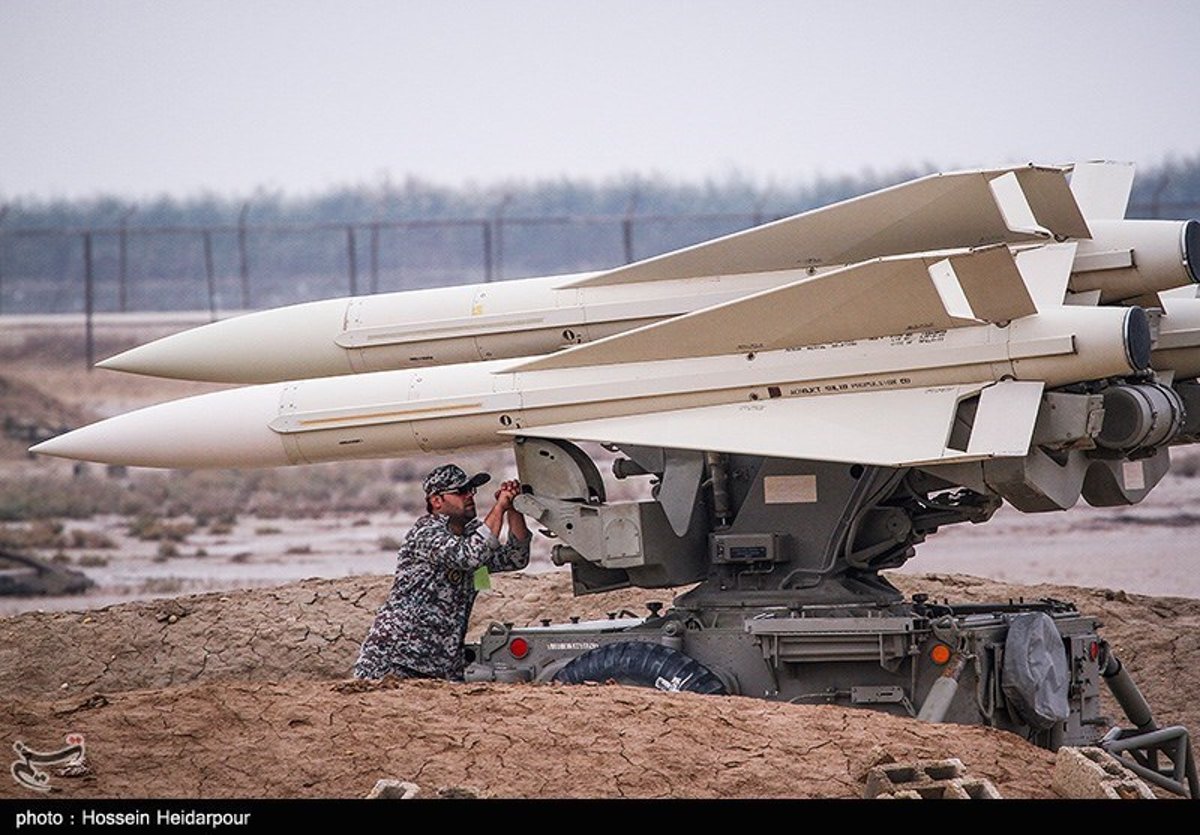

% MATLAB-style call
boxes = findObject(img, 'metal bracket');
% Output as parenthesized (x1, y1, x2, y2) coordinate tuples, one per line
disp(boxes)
(1100, 725, 1198, 799)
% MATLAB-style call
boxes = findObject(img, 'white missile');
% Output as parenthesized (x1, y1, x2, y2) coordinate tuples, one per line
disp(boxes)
(1070, 219, 1199, 302)
(1150, 295, 1200, 379)
(97, 163, 1196, 386)
(35, 246, 1151, 470)
(95, 271, 794, 383)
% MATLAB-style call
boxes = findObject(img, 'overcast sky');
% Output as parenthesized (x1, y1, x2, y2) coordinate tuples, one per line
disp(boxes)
(2, 0, 1197, 200)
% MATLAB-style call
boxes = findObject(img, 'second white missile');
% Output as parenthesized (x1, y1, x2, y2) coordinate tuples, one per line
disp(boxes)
(35, 304, 1148, 470)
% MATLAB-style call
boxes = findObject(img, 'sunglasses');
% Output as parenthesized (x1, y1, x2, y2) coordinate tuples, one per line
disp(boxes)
(439, 486, 476, 497)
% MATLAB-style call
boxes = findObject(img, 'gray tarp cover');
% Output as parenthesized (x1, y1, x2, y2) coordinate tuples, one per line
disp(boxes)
(1002, 612, 1070, 730)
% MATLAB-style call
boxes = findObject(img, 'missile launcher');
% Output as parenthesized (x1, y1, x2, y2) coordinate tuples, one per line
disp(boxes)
(32, 161, 1200, 796)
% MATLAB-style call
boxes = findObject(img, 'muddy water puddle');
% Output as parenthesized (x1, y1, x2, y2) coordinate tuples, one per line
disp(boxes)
(1, 510, 561, 615)
(4, 511, 405, 615)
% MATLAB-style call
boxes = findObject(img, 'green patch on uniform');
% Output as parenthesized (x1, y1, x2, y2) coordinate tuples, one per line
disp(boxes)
(473, 566, 491, 591)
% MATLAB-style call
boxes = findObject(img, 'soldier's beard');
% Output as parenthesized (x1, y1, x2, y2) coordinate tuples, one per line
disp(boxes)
(447, 502, 476, 525)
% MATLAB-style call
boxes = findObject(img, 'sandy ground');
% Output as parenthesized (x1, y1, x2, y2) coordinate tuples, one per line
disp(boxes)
(899, 469, 1200, 599)
(2, 316, 1199, 799)
(0, 570, 1196, 799)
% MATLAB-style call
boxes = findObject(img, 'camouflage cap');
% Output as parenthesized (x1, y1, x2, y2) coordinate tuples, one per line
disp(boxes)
(422, 464, 491, 496)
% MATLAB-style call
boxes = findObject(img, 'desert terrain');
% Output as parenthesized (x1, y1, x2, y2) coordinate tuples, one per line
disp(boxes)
(1, 316, 1198, 799)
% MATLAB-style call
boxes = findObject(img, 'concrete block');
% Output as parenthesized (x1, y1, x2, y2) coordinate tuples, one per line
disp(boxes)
(1052, 747, 1156, 800)
(864, 757, 1002, 799)
(366, 779, 420, 799)
(436, 785, 482, 799)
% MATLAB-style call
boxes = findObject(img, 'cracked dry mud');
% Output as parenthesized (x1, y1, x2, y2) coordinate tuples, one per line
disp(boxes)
(1, 570, 1197, 799)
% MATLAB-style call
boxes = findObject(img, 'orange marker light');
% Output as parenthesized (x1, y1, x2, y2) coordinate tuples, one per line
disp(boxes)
(930, 643, 952, 666)
(509, 637, 530, 659)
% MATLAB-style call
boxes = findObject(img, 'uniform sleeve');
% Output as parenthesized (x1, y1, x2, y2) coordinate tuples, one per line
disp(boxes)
(485, 531, 532, 573)
(411, 517, 509, 571)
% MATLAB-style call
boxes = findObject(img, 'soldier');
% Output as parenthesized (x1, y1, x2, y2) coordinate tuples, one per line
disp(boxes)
(354, 463, 531, 681)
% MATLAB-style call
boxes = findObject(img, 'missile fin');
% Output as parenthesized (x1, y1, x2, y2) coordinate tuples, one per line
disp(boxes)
(1009, 167, 1092, 239)
(507, 247, 1037, 372)
(1161, 285, 1200, 301)
(1015, 243, 1078, 312)
(1064, 289, 1103, 306)
(565, 164, 1086, 288)
(1070, 161, 1136, 220)
(937, 245, 1038, 323)
(965, 381, 1045, 458)
(510, 381, 1042, 467)
(989, 172, 1054, 238)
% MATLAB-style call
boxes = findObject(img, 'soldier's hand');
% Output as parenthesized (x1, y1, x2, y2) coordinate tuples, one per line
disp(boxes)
(494, 479, 521, 510)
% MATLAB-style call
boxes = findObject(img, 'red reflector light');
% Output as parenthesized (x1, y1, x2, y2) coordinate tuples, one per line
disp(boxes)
(1089, 641, 1099, 661)
(509, 637, 529, 659)
(930, 643, 952, 666)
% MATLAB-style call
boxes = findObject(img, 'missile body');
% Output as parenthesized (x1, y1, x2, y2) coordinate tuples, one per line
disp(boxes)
(1070, 219, 1199, 302)
(1150, 296, 1200, 379)
(97, 215, 1197, 386)
(35, 305, 1147, 469)
(98, 271, 797, 384)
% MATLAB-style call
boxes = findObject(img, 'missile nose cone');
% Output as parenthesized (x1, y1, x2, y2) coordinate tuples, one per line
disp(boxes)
(27, 430, 137, 466)
(29, 385, 294, 469)
(28, 435, 72, 458)
(95, 342, 172, 376)
(96, 334, 258, 380)
(94, 323, 270, 383)
(96, 299, 354, 383)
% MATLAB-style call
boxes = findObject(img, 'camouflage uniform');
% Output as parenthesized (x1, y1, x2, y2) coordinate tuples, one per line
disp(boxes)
(354, 512, 530, 681)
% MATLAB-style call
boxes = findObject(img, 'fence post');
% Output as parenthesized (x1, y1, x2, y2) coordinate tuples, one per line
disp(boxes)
(482, 220, 493, 283)
(202, 230, 217, 321)
(118, 206, 135, 312)
(238, 202, 251, 309)
(623, 189, 640, 264)
(369, 223, 380, 294)
(493, 194, 513, 282)
(1150, 174, 1170, 219)
(83, 232, 95, 371)
(346, 226, 358, 296)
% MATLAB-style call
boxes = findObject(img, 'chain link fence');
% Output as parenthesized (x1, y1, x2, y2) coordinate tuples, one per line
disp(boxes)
(0, 211, 794, 319)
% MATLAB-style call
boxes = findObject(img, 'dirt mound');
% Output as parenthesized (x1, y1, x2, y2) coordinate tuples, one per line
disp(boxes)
(0, 374, 94, 460)
(1, 570, 1196, 799)
(0, 677, 1062, 799)
(0, 573, 682, 700)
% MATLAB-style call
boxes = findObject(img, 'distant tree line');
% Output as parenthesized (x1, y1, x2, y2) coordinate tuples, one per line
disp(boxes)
(0, 167, 937, 230)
